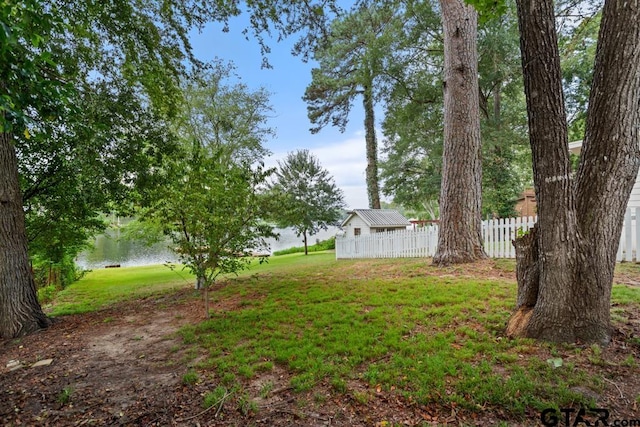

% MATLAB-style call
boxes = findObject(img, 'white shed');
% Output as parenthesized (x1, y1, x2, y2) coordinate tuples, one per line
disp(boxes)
(340, 209, 411, 238)
(569, 140, 640, 208)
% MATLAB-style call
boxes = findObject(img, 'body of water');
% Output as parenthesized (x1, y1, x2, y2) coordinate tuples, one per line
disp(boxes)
(76, 226, 339, 270)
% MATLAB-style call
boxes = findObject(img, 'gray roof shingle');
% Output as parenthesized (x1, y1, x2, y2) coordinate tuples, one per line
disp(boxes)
(341, 209, 410, 228)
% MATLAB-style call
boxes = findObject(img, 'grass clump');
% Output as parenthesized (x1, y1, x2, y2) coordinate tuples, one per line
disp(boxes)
(203, 386, 228, 409)
(57, 387, 73, 405)
(182, 370, 199, 386)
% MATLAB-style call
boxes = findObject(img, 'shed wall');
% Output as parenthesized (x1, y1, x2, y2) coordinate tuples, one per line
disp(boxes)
(343, 216, 371, 238)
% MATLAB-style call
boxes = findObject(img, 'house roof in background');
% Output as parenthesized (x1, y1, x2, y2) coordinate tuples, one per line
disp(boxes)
(569, 140, 583, 154)
(341, 209, 411, 228)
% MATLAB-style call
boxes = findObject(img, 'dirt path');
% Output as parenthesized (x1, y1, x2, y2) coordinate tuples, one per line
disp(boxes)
(0, 290, 404, 426)
(0, 291, 205, 425)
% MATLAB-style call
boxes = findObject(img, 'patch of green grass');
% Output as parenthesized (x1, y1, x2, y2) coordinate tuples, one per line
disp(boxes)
(203, 386, 228, 409)
(49, 253, 640, 420)
(57, 387, 73, 405)
(588, 343, 605, 365)
(622, 355, 637, 367)
(313, 392, 327, 403)
(611, 284, 640, 305)
(273, 237, 335, 256)
(237, 392, 258, 415)
(352, 390, 370, 404)
(49, 264, 196, 315)
(182, 370, 199, 386)
(172, 255, 632, 417)
(259, 381, 274, 398)
(37, 284, 59, 305)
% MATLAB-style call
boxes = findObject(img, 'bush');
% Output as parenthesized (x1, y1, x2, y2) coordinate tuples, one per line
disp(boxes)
(273, 237, 335, 256)
(32, 253, 88, 304)
(37, 285, 58, 305)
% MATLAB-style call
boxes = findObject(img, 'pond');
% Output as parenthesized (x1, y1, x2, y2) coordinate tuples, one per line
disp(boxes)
(76, 226, 339, 270)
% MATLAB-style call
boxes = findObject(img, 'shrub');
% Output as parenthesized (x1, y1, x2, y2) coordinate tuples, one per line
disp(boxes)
(273, 237, 336, 256)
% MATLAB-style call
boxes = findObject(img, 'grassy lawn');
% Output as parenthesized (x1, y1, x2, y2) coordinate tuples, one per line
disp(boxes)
(50, 252, 640, 421)
(49, 264, 196, 315)
(49, 253, 335, 316)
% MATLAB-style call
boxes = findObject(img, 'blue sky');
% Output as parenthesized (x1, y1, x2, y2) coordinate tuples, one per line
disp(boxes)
(189, 17, 373, 209)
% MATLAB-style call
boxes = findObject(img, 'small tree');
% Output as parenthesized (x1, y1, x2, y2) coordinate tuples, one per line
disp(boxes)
(145, 148, 273, 316)
(270, 150, 345, 255)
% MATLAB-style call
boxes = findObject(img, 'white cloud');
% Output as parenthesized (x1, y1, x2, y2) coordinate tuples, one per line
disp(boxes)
(266, 132, 370, 209)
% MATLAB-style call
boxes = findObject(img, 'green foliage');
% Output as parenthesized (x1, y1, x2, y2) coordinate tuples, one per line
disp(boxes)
(146, 149, 273, 290)
(0, 0, 72, 132)
(182, 370, 199, 386)
(57, 387, 73, 405)
(559, 12, 601, 142)
(268, 150, 344, 254)
(203, 386, 228, 409)
(465, 0, 508, 23)
(37, 285, 58, 305)
(303, 2, 401, 133)
(379, 0, 443, 212)
(179, 65, 274, 164)
(304, 3, 403, 207)
(272, 237, 336, 256)
(31, 252, 86, 290)
(380, 1, 529, 217)
(137, 67, 277, 293)
(2, 0, 191, 282)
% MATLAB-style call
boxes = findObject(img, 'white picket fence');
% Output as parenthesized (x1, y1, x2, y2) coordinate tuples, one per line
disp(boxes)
(336, 208, 640, 261)
(335, 227, 440, 259)
(483, 216, 537, 258)
(617, 207, 640, 262)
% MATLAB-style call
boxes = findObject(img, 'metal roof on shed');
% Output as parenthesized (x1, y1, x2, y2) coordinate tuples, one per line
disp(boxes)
(341, 209, 411, 228)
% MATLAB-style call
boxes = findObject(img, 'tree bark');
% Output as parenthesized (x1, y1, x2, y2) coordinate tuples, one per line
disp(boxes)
(303, 230, 308, 255)
(573, 0, 640, 333)
(433, 0, 486, 266)
(508, 0, 640, 344)
(0, 126, 51, 339)
(363, 72, 381, 209)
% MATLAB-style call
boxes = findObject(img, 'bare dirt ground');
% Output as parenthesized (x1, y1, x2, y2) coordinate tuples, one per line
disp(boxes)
(1, 262, 639, 426)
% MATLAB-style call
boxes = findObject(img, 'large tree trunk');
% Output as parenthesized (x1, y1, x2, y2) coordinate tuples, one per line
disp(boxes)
(433, 0, 486, 266)
(0, 127, 51, 339)
(507, 0, 640, 344)
(363, 73, 381, 209)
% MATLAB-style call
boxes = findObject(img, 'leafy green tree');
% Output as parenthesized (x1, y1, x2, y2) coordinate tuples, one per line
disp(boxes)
(144, 147, 273, 316)
(139, 66, 276, 302)
(180, 65, 274, 164)
(21, 80, 176, 288)
(304, 2, 403, 209)
(0, 0, 341, 338)
(269, 150, 345, 255)
(1, 0, 69, 337)
(380, 0, 528, 219)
